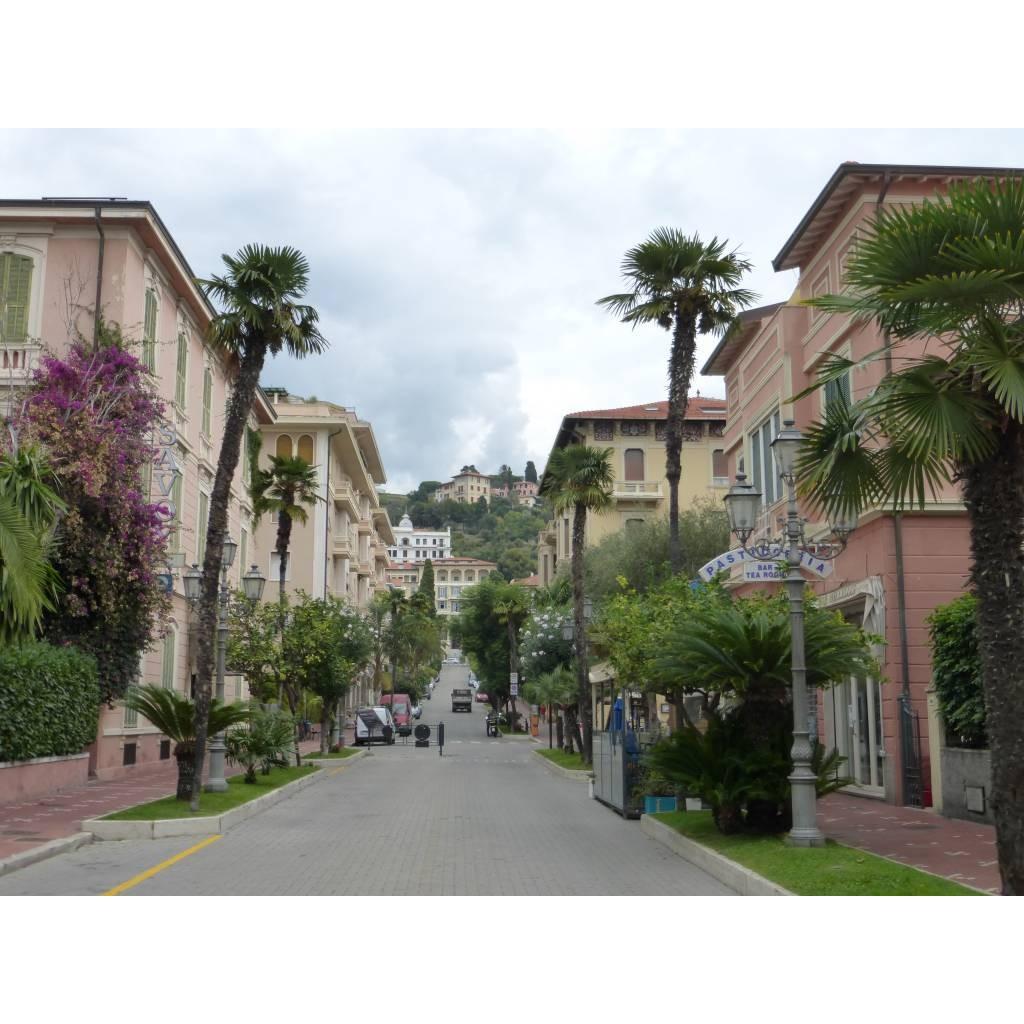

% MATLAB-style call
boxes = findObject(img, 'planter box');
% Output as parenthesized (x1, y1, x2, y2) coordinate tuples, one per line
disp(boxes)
(940, 747, 994, 825)
(0, 753, 90, 804)
(643, 795, 677, 814)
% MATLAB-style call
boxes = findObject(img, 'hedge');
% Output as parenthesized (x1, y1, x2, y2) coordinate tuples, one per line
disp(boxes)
(0, 642, 101, 762)
(927, 593, 987, 749)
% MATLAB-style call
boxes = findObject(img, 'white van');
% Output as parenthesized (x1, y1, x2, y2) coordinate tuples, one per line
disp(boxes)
(354, 706, 397, 745)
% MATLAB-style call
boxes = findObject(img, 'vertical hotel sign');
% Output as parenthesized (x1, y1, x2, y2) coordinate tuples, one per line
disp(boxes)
(152, 420, 180, 549)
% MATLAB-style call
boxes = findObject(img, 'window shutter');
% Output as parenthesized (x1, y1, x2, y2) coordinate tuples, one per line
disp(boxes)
(202, 367, 212, 436)
(143, 289, 157, 371)
(175, 331, 188, 408)
(170, 474, 183, 551)
(1, 253, 33, 344)
(197, 491, 209, 564)
(161, 633, 176, 689)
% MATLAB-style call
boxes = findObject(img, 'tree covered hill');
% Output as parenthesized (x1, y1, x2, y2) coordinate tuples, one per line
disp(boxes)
(380, 479, 548, 581)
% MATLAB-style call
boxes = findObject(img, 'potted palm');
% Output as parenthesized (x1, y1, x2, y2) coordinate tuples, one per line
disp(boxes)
(124, 685, 251, 800)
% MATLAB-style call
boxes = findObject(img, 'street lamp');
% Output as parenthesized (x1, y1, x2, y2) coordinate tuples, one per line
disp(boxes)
(724, 419, 856, 848)
(183, 536, 262, 792)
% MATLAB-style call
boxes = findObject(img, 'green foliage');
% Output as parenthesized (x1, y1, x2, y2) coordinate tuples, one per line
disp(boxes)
(457, 575, 519, 701)
(542, 445, 614, 518)
(524, 461, 538, 484)
(226, 705, 296, 782)
(522, 665, 575, 710)
(583, 501, 730, 601)
(418, 559, 436, 610)
(123, 684, 252, 750)
(0, 642, 100, 761)
(519, 609, 575, 680)
(928, 593, 987, 748)
(227, 596, 284, 702)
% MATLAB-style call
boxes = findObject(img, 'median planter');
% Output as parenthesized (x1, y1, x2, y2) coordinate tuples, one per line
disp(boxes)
(532, 748, 592, 781)
(643, 795, 677, 814)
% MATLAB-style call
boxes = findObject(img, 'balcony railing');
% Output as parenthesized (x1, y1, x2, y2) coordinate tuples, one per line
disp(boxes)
(0, 344, 41, 384)
(612, 480, 663, 498)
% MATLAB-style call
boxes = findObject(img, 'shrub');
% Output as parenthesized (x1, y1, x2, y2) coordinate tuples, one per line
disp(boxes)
(0, 642, 100, 761)
(226, 706, 296, 783)
(927, 593, 987, 748)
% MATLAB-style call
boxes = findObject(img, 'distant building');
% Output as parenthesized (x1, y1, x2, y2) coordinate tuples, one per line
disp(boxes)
(387, 513, 451, 562)
(536, 397, 729, 584)
(385, 556, 498, 615)
(433, 466, 491, 504)
(512, 573, 541, 590)
(492, 479, 540, 506)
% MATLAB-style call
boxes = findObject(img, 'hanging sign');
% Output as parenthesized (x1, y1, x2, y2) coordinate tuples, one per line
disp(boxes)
(698, 546, 833, 583)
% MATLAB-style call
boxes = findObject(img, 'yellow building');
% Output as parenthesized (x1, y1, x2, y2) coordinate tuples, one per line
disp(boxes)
(433, 466, 492, 504)
(536, 398, 728, 583)
(385, 556, 498, 615)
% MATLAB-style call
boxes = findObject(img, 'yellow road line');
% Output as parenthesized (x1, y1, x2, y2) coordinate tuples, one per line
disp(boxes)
(329, 764, 350, 776)
(102, 834, 223, 897)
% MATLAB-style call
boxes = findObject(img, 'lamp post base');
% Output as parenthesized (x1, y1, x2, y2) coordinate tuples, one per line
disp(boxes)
(206, 737, 228, 792)
(786, 828, 826, 848)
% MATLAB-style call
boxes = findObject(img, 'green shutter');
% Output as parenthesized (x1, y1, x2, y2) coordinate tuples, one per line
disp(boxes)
(170, 474, 183, 552)
(161, 632, 176, 689)
(140, 459, 152, 498)
(175, 331, 188, 408)
(202, 367, 212, 436)
(197, 491, 209, 565)
(1, 253, 33, 344)
(143, 289, 157, 371)
(124, 700, 138, 728)
(239, 528, 248, 581)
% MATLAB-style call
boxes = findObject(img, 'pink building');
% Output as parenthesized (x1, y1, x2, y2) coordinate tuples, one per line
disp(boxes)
(1, 199, 272, 783)
(702, 163, 1013, 808)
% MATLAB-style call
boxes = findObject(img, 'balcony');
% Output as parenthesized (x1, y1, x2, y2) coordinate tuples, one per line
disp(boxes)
(0, 344, 41, 385)
(612, 480, 663, 500)
(332, 481, 359, 517)
(333, 532, 354, 557)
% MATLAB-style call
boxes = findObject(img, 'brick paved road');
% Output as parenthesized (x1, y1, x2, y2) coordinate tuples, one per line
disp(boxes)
(0, 665, 730, 896)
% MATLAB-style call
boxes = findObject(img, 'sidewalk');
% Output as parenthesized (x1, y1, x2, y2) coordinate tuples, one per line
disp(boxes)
(0, 733, 341, 867)
(818, 792, 1000, 894)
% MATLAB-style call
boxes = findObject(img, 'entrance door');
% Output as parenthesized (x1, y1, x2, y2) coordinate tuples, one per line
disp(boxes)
(832, 674, 885, 795)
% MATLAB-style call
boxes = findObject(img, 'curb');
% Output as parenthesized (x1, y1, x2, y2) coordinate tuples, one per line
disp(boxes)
(82, 766, 326, 841)
(302, 749, 367, 768)
(0, 832, 95, 878)
(641, 814, 793, 896)
(532, 748, 593, 782)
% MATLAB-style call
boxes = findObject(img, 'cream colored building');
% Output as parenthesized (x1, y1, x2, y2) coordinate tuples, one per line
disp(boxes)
(433, 466, 491, 504)
(385, 556, 498, 615)
(536, 398, 728, 583)
(0, 198, 271, 779)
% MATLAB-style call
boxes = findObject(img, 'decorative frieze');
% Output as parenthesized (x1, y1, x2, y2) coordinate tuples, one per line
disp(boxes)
(594, 421, 614, 441)
(681, 423, 704, 443)
(620, 421, 649, 436)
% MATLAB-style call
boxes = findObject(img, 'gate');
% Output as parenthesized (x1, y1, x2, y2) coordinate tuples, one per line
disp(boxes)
(899, 694, 923, 808)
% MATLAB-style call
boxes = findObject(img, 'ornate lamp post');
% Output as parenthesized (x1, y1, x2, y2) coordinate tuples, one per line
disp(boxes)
(723, 419, 856, 848)
(184, 540, 266, 792)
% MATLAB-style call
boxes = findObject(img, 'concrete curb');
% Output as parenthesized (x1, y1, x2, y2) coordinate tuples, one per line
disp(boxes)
(0, 831, 95, 877)
(82, 766, 326, 841)
(532, 748, 593, 783)
(641, 814, 793, 896)
(302, 749, 367, 768)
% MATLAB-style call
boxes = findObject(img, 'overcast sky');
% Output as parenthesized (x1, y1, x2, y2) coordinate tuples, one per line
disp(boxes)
(5, 128, 1023, 492)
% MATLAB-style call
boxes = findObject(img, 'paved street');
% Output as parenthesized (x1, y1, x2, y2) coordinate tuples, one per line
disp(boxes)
(0, 664, 731, 896)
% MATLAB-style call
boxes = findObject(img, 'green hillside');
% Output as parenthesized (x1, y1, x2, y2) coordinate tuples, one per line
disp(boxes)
(380, 479, 548, 581)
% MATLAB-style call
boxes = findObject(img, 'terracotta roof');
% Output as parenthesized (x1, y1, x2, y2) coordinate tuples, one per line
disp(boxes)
(513, 574, 541, 587)
(568, 398, 726, 421)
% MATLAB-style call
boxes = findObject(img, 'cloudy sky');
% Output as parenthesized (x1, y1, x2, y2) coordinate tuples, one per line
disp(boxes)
(4, 128, 1023, 492)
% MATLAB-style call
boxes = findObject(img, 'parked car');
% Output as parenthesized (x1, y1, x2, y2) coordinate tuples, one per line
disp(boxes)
(412, 704, 422, 719)
(475, 691, 489, 703)
(353, 706, 397, 745)
(379, 693, 414, 736)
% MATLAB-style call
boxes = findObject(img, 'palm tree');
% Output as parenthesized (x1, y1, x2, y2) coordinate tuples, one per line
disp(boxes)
(252, 454, 321, 603)
(190, 245, 327, 809)
(597, 230, 755, 573)
(494, 583, 530, 727)
(541, 444, 613, 764)
(124, 684, 251, 799)
(797, 176, 1024, 894)
(523, 666, 575, 749)
(0, 446, 65, 644)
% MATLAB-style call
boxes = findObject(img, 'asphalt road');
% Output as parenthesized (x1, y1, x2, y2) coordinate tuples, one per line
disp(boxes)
(0, 664, 731, 896)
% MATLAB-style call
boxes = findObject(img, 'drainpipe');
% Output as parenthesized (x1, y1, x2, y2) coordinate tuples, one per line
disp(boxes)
(93, 205, 105, 348)
(876, 173, 916, 802)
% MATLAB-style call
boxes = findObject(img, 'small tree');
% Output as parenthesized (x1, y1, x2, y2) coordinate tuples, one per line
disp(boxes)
(524, 461, 538, 484)
(418, 559, 436, 612)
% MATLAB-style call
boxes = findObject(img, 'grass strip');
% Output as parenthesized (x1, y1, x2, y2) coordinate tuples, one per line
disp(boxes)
(300, 748, 360, 759)
(536, 748, 589, 772)
(103, 765, 318, 821)
(653, 810, 981, 896)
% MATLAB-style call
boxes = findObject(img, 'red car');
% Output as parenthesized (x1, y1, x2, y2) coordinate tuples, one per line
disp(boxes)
(380, 693, 413, 734)
(475, 691, 489, 703)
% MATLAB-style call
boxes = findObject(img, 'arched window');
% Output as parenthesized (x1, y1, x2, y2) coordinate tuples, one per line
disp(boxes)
(624, 448, 644, 482)
(465, 570, 475, 582)
(297, 434, 315, 463)
(451, 571, 461, 582)
(275, 434, 293, 459)
(438, 570, 447, 581)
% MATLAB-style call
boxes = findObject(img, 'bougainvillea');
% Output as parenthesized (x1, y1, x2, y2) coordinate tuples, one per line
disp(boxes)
(17, 326, 170, 702)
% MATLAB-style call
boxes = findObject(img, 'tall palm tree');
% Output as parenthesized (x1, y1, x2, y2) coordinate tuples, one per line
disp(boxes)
(252, 454, 321, 603)
(494, 583, 530, 727)
(523, 666, 575, 749)
(597, 230, 755, 573)
(797, 176, 1024, 894)
(189, 245, 327, 809)
(541, 444, 613, 764)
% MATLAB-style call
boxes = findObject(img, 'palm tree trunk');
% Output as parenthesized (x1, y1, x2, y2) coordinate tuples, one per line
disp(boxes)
(665, 311, 697, 574)
(276, 509, 292, 604)
(962, 423, 1024, 896)
(572, 501, 593, 764)
(191, 340, 267, 810)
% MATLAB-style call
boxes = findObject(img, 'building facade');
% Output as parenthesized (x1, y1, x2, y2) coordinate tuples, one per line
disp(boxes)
(385, 556, 498, 615)
(0, 198, 269, 780)
(701, 162, 1004, 808)
(433, 466, 491, 504)
(387, 513, 451, 562)
(492, 479, 539, 506)
(536, 398, 729, 584)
